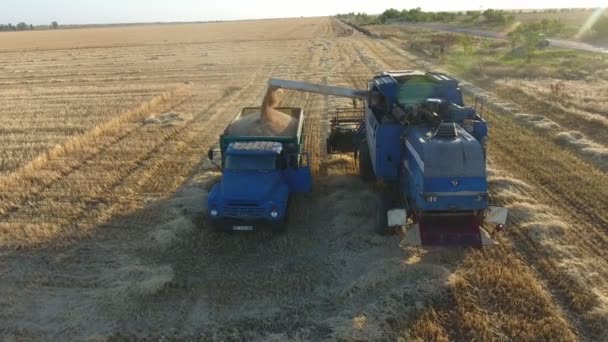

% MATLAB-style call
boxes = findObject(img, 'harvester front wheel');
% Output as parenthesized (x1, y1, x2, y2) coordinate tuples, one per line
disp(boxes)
(375, 195, 391, 235)
(358, 140, 375, 182)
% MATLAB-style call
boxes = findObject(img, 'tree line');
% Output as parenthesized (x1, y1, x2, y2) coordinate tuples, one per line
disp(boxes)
(0, 21, 60, 32)
(0, 23, 35, 31)
(377, 8, 458, 24)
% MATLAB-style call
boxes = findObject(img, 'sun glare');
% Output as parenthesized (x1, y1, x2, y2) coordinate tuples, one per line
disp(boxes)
(502, 21, 522, 35)
(576, 6, 606, 39)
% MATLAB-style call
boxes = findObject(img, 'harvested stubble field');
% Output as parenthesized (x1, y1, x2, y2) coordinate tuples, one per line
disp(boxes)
(0, 17, 606, 341)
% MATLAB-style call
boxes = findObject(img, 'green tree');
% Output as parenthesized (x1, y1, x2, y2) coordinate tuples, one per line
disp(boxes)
(482, 9, 511, 24)
(379, 8, 400, 23)
(508, 29, 522, 51)
(458, 35, 475, 55)
(51, 21, 59, 29)
(521, 29, 542, 62)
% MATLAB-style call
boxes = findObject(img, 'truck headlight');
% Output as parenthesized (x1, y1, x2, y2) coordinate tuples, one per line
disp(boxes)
(270, 205, 279, 219)
(210, 209, 218, 217)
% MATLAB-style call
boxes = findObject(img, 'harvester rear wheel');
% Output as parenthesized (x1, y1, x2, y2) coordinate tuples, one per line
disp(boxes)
(358, 140, 375, 182)
(375, 194, 391, 235)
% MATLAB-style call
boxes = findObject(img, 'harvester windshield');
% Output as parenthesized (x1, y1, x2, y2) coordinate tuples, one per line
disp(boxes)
(397, 77, 436, 105)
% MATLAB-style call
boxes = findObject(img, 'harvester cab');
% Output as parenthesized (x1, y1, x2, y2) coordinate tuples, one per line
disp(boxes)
(268, 71, 508, 246)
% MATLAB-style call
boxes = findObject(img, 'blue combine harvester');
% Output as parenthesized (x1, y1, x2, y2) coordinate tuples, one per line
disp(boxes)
(269, 71, 507, 246)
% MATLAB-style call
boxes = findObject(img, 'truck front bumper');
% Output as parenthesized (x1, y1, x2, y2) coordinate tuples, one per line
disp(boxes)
(209, 218, 285, 232)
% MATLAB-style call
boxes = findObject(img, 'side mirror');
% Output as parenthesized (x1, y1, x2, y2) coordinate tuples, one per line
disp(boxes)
(207, 148, 222, 170)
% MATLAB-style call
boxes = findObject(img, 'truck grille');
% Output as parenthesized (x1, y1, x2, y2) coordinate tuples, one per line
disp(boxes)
(223, 203, 265, 218)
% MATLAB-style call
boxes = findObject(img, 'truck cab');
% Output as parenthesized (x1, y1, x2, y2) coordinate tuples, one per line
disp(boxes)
(207, 140, 311, 232)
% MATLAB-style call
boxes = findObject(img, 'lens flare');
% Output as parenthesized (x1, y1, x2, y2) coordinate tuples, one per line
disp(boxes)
(502, 21, 522, 36)
(576, 7, 607, 39)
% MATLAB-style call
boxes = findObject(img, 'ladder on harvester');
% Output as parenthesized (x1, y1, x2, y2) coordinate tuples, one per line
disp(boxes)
(434, 121, 458, 138)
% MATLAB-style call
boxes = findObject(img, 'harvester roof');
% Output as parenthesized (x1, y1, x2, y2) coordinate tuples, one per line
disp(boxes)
(371, 71, 463, 107)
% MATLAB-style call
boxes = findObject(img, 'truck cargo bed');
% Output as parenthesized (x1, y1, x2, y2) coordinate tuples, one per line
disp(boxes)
(219, 107, 305, 164)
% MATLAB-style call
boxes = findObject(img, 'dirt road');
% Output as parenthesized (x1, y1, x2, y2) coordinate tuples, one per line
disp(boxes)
(0, 17, 606, 341)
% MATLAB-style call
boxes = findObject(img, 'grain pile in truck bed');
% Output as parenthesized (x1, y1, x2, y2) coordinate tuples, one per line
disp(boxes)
(225, 88, 299, 136)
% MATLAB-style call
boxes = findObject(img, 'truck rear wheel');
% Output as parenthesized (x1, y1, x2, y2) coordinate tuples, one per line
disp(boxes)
(359, 140, 375, 182)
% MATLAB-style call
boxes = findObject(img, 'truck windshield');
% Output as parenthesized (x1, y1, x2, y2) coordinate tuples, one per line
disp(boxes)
(225, 154, 277, 171)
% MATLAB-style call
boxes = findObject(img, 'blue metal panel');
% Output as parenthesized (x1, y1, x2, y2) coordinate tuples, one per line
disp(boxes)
(415, 193, 488, 211)
(372, 75, 400, 105)
(208, 177, 290, 221)
(373, 123, 403, 180)
(365, 106, 379, 171)
(435, 86, 463, 106)
(285, 167, 312, 193)
(423, 177, 487, 193)
(474, 120, 488, 139)
(402, 137, 425, 206)
(401, 123, 488, 213)
(450, 106, 476, 122)
(418, 176, 488, 211)
(220, 171, 284, 201)
(365, 106, 403, 181)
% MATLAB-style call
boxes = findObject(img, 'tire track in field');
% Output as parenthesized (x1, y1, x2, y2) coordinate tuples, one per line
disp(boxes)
(489, 125, 608, 260)
(0, 65, 270, 247)
(0, 92, 194, 214)
(489, 124, 608, 254)
(487, 192, 604, 341)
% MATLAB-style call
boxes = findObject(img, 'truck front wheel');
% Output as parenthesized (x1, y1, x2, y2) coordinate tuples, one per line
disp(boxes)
(271, 219, 288, 234)
(272, 199, 290, 234)
(359, 140, 375, 182)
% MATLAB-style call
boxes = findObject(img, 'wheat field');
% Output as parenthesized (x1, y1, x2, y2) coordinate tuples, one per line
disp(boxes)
(0, 17, 606, 341)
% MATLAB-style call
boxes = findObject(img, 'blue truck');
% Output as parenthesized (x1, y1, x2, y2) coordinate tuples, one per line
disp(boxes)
(269, 71, 508, 246)
(206, 107, 312, 232)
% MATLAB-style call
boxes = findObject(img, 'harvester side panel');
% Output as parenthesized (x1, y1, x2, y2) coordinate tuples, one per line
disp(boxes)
(364, 108, 403, 181)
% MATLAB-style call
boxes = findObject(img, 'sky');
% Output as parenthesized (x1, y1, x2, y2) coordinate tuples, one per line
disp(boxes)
(0, 0, 605, 25)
